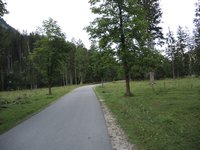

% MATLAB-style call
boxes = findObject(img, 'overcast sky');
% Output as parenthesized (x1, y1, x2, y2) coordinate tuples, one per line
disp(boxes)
(3, 0, 197, 49)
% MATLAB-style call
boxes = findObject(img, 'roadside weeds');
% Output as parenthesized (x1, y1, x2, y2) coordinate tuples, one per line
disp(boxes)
(99, 98, 137, 150)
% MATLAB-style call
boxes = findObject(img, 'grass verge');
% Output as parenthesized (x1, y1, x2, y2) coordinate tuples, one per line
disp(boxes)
(95, 78, 200, 150)
(0, 85, 79, 134)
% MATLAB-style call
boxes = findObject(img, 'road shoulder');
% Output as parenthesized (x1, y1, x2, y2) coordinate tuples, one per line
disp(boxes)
(93, 87, 136, 150)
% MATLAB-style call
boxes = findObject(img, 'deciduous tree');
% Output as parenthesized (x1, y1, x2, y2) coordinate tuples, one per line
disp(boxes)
(87, 0, 149, 96)
(31, 18, 67, 95)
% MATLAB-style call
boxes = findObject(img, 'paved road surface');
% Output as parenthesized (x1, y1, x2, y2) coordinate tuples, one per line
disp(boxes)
(0, 85, 111, 150)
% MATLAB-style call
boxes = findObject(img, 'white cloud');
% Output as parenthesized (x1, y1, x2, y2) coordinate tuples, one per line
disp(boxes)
(3, 0, 197, 48)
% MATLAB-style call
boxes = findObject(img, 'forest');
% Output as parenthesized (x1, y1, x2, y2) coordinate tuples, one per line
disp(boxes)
(0, 0, 200, 94)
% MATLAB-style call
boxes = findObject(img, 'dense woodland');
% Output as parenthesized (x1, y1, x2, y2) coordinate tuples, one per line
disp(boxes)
(0, 0, 200, 94)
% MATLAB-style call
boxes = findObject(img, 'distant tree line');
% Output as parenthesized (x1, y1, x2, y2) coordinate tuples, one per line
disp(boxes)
(166, 27, 195, 78)
(165, 0, 200, 78)
(0, 17, 123, 93)
(86, 0, 200, 96)
(0, 0, 199, 95)
(0, 17, 169, 92)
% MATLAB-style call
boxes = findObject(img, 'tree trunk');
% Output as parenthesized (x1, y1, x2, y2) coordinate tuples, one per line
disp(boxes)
(101, 78, 104, 87)
(172, 58, 175, 79)
(69, 71, 73, 85)
(75, 68, 77, 85)
(118, 2, 132, 96)
(65, 70, 68, 85)
(189, 54, 192, 76)
(48, 79, 52, 95)
(149, 72, 155, 90)
(47, 56, 52, 95)
(80, 72, 83, 85)
(48, 85, 52, 95)
(19, 44, 22, 73)
(124, 62, 132, 96)
(1, 71, 4, 91)
(62, 74, 65, 86)
(80, 77, 83, 85)
(150, 72, 155, 84)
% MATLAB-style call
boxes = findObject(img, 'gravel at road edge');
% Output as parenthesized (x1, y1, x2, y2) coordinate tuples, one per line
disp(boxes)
(99, 99, 137, 150)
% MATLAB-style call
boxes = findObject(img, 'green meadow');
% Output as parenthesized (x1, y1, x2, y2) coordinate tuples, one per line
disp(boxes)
(96, 78, 200, 150)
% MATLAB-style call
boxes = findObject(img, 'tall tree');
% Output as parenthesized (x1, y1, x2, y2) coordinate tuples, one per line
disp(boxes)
(137, 0, 163, 80)
(87, 0, 149, 96)
(31, 18, 67, 95)
(138, 0, 163, 47)
(0, 1, 9, 90)
(26, 33, 42, 89)
(166, 29, 176, 79)
(74, 40, 88, 85)
(65, 41, 76, 85)
(176, 26, 188, 77)
(194, 0, 200, 75)
(185, 29, 195, 76)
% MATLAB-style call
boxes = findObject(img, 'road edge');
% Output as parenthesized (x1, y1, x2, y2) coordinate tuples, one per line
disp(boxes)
(93, 86, 137, 150)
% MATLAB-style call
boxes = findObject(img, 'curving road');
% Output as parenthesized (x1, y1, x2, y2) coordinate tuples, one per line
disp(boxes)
(0, 85, 111, 150)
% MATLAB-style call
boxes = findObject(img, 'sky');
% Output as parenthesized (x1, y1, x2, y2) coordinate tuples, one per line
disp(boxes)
(160, 0, 196, 35)
(3, 0, 197, 49)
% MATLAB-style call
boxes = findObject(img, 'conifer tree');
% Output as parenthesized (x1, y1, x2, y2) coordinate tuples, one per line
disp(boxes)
(194, 0, 200, 75)
(0, 0, 8, 17)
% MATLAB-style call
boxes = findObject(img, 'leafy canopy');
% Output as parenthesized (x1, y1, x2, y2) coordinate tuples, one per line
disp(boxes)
(87, 0, 149, 50)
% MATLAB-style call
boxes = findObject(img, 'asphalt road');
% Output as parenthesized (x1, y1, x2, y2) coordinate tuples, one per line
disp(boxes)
(0, 85, 112, 150)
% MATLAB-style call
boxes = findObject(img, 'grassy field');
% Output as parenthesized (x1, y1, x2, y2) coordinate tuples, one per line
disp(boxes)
(0, 85, 79, 134)
(95, 78, 200, 150)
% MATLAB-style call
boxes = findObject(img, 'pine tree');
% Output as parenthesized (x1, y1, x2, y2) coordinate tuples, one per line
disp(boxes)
(166, 29, 176, 79)
(138, 0, 163, 46)
(194, 0, 200, 75)
(176, 26, 188, 77)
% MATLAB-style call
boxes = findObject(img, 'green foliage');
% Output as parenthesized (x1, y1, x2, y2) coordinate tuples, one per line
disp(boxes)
(40, 18, 65, 39)
(30, 18, 68, 94)
(0, 85, 80, 133)
(87, 0, 149, 48)
(0, 0, 8, 17)
(130, 47, 171, 79)
(87, 0, 151, 96)
(165, 26, 198, 78)
(74, 40, 88, 84)
(194, 0, 200, 75)
(96, 78, 200, 149)
(175, 26, 188, 77)
(166, 29, 176, 78)
(86, 43, 120, 83)
(139, 0, 164, 45)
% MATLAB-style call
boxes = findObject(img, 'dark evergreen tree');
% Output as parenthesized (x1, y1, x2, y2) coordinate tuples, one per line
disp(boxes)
(0, 0, 8, 17)
(138, 0, 163, 46)
(176, 26, 188, 77)
(194, 0, 200, 75)
(185, 30, 196, 76)
(166, 29, 176, 79)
